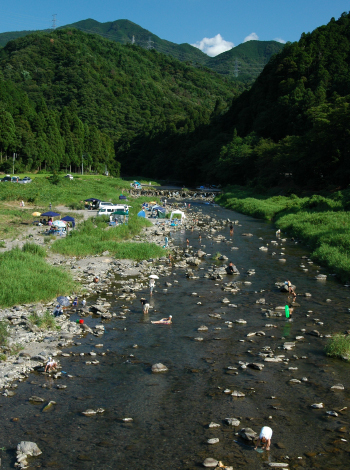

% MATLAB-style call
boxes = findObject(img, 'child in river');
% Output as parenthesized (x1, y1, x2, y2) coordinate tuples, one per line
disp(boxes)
(45, 357, 57, 372)
(255, 426, 273, 451)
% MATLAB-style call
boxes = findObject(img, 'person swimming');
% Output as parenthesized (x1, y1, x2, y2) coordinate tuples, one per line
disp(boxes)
(151, 315, 172, 324)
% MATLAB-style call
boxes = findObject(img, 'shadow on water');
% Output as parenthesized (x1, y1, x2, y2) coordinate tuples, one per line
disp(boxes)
(0, 204, 350, 469)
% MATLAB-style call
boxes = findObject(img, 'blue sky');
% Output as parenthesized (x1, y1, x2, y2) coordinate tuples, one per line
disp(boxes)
(1, 0, 349, 56)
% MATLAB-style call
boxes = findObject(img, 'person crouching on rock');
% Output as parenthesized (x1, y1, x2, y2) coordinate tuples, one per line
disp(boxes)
(226, 262, 236, 275)
(45, 357, 57, 372)
(255, 426, 273, 451)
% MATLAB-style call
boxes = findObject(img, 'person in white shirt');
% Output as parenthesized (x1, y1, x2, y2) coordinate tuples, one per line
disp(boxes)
(255, 426, 273, 451)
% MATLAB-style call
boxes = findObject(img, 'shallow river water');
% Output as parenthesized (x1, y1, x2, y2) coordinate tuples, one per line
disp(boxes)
(1, 204, 350, 469)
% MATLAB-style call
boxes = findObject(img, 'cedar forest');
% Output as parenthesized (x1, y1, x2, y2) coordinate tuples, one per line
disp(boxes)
(0, 12, 349, 189)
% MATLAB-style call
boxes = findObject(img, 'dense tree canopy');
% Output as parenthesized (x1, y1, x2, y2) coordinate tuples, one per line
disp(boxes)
(0, 28, 238, 173)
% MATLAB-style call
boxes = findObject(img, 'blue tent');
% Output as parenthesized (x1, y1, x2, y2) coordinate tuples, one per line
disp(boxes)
(61, 216, 75, 228)
(137, 210, 146, 218)
(41, 211, 60, 217)
(119, 195, 127, 200)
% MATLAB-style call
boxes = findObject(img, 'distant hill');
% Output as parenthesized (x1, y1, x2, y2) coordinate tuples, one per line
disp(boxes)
(0, 28, 238, 174)
(209, 40, 285, 81)
(0, 18, 284, 81)
(115, 12, 350, 188)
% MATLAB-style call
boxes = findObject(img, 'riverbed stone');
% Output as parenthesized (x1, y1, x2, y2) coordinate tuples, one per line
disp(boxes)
(203, 457, 218, 467)
(152, 363, 168, 373)
(225, 418, 240, 426)
(17, 441, 42, 457)
(239, 427, 257, 441)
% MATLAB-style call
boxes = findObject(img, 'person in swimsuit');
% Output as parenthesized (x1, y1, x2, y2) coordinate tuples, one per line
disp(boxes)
(151, 315, 172, 324)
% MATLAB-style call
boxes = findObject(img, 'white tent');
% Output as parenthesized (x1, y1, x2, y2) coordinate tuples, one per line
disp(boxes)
(169, 210, 186, 222)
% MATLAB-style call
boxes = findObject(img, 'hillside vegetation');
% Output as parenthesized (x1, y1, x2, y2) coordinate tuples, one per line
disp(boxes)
(0, 28, 237, 174)
(118, 12, 350, 189)
(0, 18, 284, 81)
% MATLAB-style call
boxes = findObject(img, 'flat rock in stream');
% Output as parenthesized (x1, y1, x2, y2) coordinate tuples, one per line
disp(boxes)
(203, 458, 218, 468)
(151, 363, 168, 373)
(238, 427, 257, 441)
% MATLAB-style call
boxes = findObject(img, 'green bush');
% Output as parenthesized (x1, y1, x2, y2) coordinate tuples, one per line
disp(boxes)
(28, 311, 58, 330)
(325, 334, 350, 359)
(22, 242, 46, 257)
(0, 321, 9, 346)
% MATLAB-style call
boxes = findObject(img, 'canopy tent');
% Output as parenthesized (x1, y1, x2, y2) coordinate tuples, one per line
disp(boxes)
(41, 211, 60, 217)
(137, 210, 146, 218)
(151, 205, 166, 213)
(61, 216, 75, 228)
(169, 210, 186, 221)
(113, 210, 128, 216)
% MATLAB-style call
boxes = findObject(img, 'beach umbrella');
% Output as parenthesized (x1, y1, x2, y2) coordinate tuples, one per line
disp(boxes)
(52, 220, 67, 228)
(56, 296, 71, 307)
(149, 274, 159, 279)
(32, 212, 41, 217)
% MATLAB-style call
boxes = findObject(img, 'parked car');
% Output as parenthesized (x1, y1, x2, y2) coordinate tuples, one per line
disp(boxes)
(11, 176, 20, 183)
(65, 174, 74, 180)
(18, 176, 32, 184)
(1, 175, 11, 182)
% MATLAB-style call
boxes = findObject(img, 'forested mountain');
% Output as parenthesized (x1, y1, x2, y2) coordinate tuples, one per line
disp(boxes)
(117, 12, 350, 188)
(0, 28, 238, 173)
(209, 40, 284, 81)
(0, 19, 284, 81)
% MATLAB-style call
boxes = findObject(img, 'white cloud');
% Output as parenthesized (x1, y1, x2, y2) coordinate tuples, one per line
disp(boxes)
(243, 32, 259, 42)
(191, 34, 234, 57)
(274, 37, 286, 44)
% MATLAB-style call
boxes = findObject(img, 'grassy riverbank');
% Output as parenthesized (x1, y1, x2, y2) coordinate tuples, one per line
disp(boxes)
(0, 247, 78, 307)
(51, 197, 167, 259)
(216, 186, 350, 282)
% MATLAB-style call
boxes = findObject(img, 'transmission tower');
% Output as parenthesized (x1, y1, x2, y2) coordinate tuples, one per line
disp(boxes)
(131, 35, 135, 45)
(52, 14, 57, 30)
(147, 37, 154, 50)
(234, 58, 240, 78)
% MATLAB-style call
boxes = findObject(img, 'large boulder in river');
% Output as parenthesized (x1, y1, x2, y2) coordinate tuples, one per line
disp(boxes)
(186, 257, 201, 266)
(239, 428, 258, 441)
(152, 363, 168, 373)
(17, 441, 42, 456)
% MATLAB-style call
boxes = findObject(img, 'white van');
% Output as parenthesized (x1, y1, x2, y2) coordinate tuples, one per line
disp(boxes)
(97, 205, 130, 217)
(98, 201, 115, 209)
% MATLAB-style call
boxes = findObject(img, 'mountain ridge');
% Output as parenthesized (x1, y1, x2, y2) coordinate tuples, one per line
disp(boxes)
(0, 18, 284, 81)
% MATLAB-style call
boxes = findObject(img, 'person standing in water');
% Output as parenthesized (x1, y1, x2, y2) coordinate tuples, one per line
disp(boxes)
(149, 278, 155, 296)
(230, 224, 234, 236)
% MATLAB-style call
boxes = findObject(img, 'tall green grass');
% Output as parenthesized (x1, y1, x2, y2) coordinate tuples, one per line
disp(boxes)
(0, 176, 158, 207)
(0, 248, 78, 307)
(216, 186, 350, 282)
(325, 334, 350, 359)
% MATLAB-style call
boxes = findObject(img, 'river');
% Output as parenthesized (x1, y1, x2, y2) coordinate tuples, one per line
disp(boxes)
(1, 203, 349, 469)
